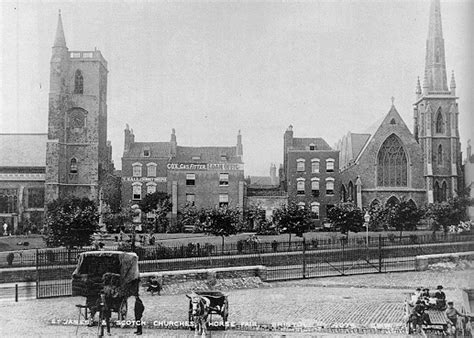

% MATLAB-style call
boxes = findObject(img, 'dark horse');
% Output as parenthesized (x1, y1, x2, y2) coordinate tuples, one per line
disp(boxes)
(187, 292, 211, 337)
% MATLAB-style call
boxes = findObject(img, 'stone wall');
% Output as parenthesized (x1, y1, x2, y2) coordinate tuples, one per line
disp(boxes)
(415, 251, 474, 271)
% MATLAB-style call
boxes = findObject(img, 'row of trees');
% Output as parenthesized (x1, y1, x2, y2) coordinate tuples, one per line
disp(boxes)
(43, 190, 472, 250)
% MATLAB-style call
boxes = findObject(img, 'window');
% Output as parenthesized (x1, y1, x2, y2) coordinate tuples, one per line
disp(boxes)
(219, 194, 229, 208)
(326, 159, 335, 172)
(311, 202, 320, 219)
(220, 155, 227, 161)
(311, 159, 320, 173)
(186, 194, 195, 206)
(132, 183, 142, 200)
(326, 178, 335, 195)
(297, 178, 305, 195)
(309, 143, 316, 151)
(437, 145, 443, 165)
(435, 109, 444, 134)
(311, 178, 320, 197)
(143, 147, 150, 157)
(74, 69, 83, 94)
(146, 183, 156, 194)
(377, 134, 407, 187)
(70, 158, 78, 173)
(297, 202, 305, 209)
(27, 188, 45, 209)
(132, 163, 142, 177)
(296, 159, 305, 172)
(186, 173, 196, 186)
(219, 173, 229, 186)
(147, 163, 157, 177)
(0, 189, 18, 213)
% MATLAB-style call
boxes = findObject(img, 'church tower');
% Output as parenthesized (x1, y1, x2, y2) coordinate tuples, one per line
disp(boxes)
(45, 11, 109, 204)
(413, 0, 462, 204)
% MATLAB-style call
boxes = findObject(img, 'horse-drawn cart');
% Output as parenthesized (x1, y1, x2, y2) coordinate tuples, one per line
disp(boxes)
(72, 251, 140, 328)
(188, 291, 229, 328)
(404, 294, 448, 335)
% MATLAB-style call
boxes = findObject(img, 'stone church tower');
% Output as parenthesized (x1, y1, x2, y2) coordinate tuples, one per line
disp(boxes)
(45, 11, 110, 204)
(413, 0, 462, 204)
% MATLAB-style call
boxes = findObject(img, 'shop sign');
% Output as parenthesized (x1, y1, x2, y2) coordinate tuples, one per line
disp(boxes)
(167, 163, 243, 171)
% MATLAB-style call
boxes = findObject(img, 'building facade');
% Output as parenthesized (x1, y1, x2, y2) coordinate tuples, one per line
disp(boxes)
(336, 0, 462, 209)
(45, 11, 112, 204)
(282, 126, 340, 225)
(465, 141, 474, 220)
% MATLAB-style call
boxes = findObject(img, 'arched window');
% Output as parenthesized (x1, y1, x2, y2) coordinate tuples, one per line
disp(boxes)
(311, 202, 320, 219)
(146, 182, 157, 194)
(132, 182, 142, 200)
(441, 181, 447, 202)
(407, 199, 417, 209)
(311, 159, 320, 173)
(340, 184, 347, 202)
(326, 178, 335, 195)
(132, 163, 142, 177)
(311, 178, 320, 197)
(74, 69, 84, 94)
(435, 109, 444, 134)
(326, 158, 335, 172)
(370, 199, 380, 208)
(297, 202, 305, 209)
(147, 163, 157, 177)
(296, 159, 305, 172)
(348, 181, 354, 202)
(377, 134, 408, 187)
(437, 145, 443, 165)
(386, 196, 400, 207)
(297, 178, 305, 195)
(70, 158, 78, 173)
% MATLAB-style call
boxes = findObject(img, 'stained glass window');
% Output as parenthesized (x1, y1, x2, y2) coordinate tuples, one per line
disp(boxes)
(435, 109, 444, 134)
(377, 134, 407, 187)
(74, 69, 83, 94)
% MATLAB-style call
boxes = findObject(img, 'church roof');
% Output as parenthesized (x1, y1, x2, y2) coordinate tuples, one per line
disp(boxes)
(126, 142, 171, 158)
(175, 146, 241, 163)
(0, 134, 47, 167)
(249, 176, 274, 186)
(292, 137, 332, 151)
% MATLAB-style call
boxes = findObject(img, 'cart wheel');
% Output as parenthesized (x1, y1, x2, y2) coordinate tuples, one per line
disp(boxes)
(119, 299, 127, 321)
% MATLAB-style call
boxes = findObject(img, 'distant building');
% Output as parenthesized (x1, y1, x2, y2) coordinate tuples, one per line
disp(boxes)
(465, 141, 474, 220)
(0, 134, 47, 233)
(120, 128, 245, 222)
(246, 164, 287, 221)
(282, 125, 340, 226)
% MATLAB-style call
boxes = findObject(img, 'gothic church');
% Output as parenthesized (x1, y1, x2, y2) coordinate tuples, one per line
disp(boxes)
(337, 0, 462, 209)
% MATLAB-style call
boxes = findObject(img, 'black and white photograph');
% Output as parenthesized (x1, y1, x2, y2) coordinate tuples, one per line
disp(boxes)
(0, 0, 473, 336)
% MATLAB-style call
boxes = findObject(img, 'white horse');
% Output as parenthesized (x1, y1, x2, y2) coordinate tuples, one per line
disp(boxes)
(187, 293, 211, 337)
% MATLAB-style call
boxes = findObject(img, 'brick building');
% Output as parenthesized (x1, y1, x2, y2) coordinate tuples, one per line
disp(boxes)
(336, 0, 463, 209)
(0, 134, 47, 233)
(282, 126, 340, 226)
(45, 11, 113, 204)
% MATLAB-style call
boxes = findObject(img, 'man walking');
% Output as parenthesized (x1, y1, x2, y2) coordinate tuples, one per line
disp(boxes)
(446, 301, 467, 335)
(134, 296, 145, 335)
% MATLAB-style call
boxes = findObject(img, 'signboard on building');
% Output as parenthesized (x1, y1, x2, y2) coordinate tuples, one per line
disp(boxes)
(122, 177, 167, 182)
(167, 163, 244, 171)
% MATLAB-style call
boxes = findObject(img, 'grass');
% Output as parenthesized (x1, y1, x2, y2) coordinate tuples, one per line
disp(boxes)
(0, 235, 46, 252)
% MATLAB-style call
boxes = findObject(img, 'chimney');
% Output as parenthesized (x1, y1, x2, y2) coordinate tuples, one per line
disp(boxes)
(124, 124, 132, 154)
(236, 130, 243, 157)
(170, 128, 177, 157)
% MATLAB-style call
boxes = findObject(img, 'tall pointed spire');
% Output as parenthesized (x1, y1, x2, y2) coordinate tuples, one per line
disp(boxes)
(424, 0, 448, 92)
(54, 10, 67, 47)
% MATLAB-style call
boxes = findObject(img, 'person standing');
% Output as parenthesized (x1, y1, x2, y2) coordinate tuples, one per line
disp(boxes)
(134, 296, 145, 335)
(446, 301, 467, 334)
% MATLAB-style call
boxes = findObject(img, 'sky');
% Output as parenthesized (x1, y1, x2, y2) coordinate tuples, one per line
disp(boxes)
(1, 0, 473, 176)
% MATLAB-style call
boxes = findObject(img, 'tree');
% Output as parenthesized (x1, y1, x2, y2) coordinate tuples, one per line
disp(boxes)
(139, 192, 172, 233)
(273, 202, 313, 248)
(244, 202, 266, 232)
(100, 173, 122, 213)
(44, 197, 99, 248)
(428, 193, 472, 233)
(201, 206, 241, 253)
(368, 203, 389, 231)
(327, 202, 364, 237)
(391, 199, 424, 239)
(177, 203, 201, 232)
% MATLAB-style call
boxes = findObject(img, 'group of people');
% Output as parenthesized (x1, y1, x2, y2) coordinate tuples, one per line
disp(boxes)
(408, 285, 470, 335)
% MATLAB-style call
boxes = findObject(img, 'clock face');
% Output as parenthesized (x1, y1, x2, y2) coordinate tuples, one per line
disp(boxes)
(70, 111, 85, 128)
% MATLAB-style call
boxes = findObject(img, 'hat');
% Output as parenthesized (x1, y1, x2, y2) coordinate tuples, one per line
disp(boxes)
(437, 285, 443, 290)
(416, 288, 421, 291)
(447, 301, 454, 305)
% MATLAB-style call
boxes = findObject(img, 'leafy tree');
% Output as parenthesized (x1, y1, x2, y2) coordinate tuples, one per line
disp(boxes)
(139, 192, 172, 233)
(100, 173, 122, 213)
(244, 202, 266, 232)
(273, 202, 313, 247)
(102, 206, 135, 233)
(177, 203, 201, 232)
(44, 197, 99, 248)
(368, 203, 389, 231)
(428, 192, 473, 233)
(201, 206, 241, 252)
(391, 198, 424, 239)
(327, 202, 364, 237)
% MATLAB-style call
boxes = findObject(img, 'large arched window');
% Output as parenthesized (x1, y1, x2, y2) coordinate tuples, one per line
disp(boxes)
(386, 196, 400, 207)
(437, 145, 443, 165)
(377, 134, 407, 187)
(435, 109, 444, 134)
(74, 69, 84, 94)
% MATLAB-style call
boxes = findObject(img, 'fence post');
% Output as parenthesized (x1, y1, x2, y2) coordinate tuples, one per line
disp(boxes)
(35, 248, 39, 299)
(378, 234, 383, 273)
(302, 237, 306, 279)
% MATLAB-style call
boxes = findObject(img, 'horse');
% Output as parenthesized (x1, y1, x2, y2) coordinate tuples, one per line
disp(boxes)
(187, 293, 211, 337)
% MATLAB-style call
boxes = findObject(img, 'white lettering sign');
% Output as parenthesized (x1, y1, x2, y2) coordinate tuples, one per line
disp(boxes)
(122, 177, 167, 182)
(166, 163, 244, 171)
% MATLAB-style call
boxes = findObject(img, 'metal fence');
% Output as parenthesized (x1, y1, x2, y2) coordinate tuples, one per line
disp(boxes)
(34, 235, 474, 298)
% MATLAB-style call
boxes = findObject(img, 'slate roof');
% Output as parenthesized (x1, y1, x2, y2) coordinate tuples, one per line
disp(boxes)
(249, 176, 274, 186)
(0, 134, 47, 167)
(174, 146, 241, 163)
(126, 142, 171, 158)
(292, 137, 332, 151)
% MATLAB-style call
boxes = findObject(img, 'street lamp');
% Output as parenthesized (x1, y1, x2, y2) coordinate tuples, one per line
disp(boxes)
(130, 204, 141, 252)
(364, 210, 371, 247)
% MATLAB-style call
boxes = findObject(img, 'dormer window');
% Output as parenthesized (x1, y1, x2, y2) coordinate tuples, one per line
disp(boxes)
(309, 143, 316, 151)
(143, 147, 150, 157)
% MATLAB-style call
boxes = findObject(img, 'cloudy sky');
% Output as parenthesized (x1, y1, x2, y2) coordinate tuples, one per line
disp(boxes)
(1, 0, 473, 176)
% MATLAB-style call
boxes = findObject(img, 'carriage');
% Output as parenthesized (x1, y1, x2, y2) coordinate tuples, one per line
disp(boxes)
(188, 291, 229, 329)
(72, 251, 140, 322)
(404, 293, 449, 335)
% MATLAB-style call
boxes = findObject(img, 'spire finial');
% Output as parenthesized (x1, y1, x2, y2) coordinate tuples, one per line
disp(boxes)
(53, 10, 67, 47)
(450, 70, 456, 88)
(391, 96, 395, 106)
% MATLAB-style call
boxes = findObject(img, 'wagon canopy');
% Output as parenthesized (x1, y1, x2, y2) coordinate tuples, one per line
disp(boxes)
(72, 251, 139, 288)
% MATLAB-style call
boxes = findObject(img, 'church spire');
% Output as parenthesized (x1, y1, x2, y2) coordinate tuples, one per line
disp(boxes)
(53, 10, 67, 47)
(424, 0, 448, 92)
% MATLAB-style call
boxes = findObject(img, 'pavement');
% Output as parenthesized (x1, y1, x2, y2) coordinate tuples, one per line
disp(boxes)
(0, 268, 472, 337)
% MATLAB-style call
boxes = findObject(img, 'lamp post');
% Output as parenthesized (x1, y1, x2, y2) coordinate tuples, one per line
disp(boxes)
(364, 210, 371, 247)
(130, 204, 141, 252)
